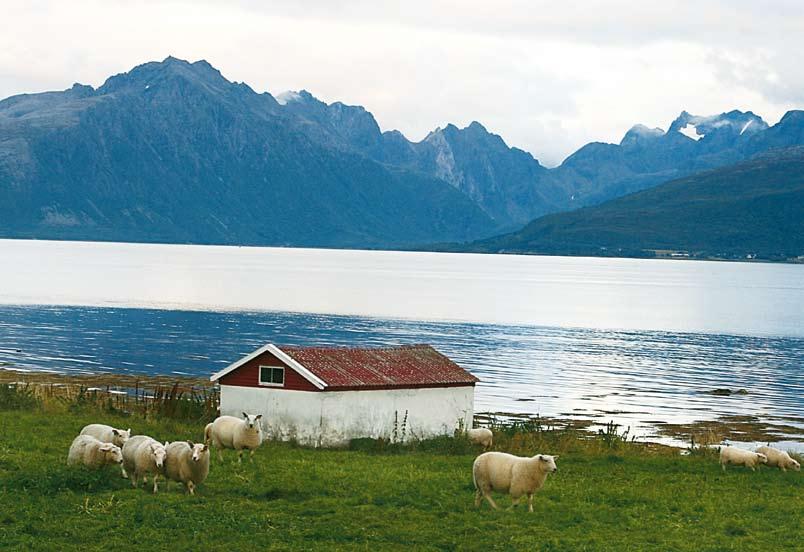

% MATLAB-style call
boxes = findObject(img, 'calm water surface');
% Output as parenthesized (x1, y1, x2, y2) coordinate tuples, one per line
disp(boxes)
(1, 239, 802, 448)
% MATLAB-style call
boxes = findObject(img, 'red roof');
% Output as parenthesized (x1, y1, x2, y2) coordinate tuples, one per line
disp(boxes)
(280, 344, 478, 390)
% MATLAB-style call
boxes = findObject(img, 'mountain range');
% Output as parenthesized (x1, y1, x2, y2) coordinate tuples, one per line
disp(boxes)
(462, 147, 804, 261)
(1, 56, 804, 252)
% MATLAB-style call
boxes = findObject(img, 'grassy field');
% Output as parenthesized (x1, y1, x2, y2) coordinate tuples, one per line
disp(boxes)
(0, 399, 802, 550)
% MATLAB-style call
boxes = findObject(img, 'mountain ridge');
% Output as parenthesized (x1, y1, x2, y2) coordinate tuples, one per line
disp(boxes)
(2, 56, 804, 250)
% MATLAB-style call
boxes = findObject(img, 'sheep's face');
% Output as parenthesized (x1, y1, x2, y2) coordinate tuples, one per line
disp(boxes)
(537, 454, 559, 473)
(191, 443, 209, 462)
(100, 444, 123, 464)
(151, 443, 167, 468)
(111, 428, 131, 446)
(242, 412, 263, 429)
(756, 453, 768, 465)
(788, 458, 801, 471)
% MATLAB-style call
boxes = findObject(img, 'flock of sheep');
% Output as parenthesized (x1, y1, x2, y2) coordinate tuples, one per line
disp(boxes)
(67, 412, 264, 495)
(67, 414, 800, 509)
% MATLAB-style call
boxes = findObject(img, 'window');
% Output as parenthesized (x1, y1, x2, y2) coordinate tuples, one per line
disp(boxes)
(259, 365, 285, 386)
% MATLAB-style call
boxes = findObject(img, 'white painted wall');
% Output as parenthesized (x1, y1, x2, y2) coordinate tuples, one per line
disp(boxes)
(220, 385, 475, 447)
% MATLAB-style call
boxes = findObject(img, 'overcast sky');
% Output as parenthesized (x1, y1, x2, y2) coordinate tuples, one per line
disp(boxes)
(2, 1, 803, 166)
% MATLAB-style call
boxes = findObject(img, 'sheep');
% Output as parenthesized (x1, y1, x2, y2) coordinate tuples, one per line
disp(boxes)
(122, 435, 168, 493)
(719, 446, 768, 472)
(204, 412, 263, 463)
(67, 435, 123, 469)
(79, 423, 131, 477)
(79, 424, 131, 447)
(467, 428, 493, 449)
(164, 441, 210, 495)
(756, 446, 801, 472)
(473, 452, 558, 512)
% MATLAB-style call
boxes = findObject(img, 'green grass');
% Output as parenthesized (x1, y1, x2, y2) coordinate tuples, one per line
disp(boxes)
(0, 409, 801, 551)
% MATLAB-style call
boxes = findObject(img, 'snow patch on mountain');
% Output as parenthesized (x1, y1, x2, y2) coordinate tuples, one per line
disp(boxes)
(678, 123, 704, 141)
(276, 91, 302, 105)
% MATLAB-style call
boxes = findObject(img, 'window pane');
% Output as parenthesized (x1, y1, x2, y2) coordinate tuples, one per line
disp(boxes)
(259, 367, 271, 384)
(272, 367, 284, 384)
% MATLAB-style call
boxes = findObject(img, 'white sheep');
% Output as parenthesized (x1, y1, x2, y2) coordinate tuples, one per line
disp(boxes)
(719, 446, 768, 472)
(122, 435, 168, 493)
(205, 413, 263, 463)
(79, 423, 132, 477)
(164, 441, 210, 495)
(67, 435, 123, 469)
(473, 452, 559, 512)
(756, 446, 801, 472)
(79, 424, 131, 447)
(467, 428, 493, 449)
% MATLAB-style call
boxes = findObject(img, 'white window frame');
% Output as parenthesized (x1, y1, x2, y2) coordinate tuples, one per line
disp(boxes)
(258, 365, 285, 387)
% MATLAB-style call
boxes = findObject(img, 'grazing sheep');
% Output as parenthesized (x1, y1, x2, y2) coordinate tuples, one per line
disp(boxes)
(67, 435, 123, 469)
(122, 435, 168, 493)
(204, 413, 263, 463)
(467, 428, 493, 449)
(756, 446, 801, 472)
(165, 441, 210, 495)
(719, 446, 768, 472)
(79, 424, 131, 477)
(473, 452, 558, 512)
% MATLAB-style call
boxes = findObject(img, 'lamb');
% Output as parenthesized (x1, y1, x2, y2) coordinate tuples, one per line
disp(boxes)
(755, 445, 801, 472)
(67, 435, 123, 469)
(79, 423, 131, 477)
(164, 441, 210, 495)
(204, 413, 263, 463)
(473, 452, 558, 512)
(122, 435, 168, 493)
(467, 428, 493, 449)
(719, 446, 768, 472)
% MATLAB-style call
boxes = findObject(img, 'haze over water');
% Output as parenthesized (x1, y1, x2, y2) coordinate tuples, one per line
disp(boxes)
(1, 239, 803, 448)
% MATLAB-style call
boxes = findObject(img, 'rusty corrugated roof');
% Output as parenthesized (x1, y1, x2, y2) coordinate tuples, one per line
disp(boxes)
(279, 344, 478, 390)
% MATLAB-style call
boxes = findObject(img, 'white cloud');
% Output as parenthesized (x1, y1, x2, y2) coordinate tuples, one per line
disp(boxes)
(1, 1, 803, 166)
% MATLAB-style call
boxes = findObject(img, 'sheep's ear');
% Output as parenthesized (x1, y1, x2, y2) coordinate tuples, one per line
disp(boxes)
(242, 412, 248, 418)
(537, 454, 544, 461)
(127, 428, 131, 434)
(164, 441, 169, 447)
(187, 440, 194, 447)
(553, 455, 560, 459)
(255, 414, 262, 420)
(202, 445, 209, 452)
(112, 429, 120, 436)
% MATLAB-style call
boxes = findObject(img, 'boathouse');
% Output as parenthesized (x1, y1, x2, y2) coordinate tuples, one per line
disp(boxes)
(210, 344, 478, 447)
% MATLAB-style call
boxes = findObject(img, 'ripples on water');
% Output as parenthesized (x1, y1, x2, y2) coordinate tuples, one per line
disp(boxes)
(1, 305, 802, 448)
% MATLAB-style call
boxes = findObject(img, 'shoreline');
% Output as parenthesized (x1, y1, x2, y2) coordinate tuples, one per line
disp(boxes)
(4, 369, 802, 452)
(2, 236, 802, 265)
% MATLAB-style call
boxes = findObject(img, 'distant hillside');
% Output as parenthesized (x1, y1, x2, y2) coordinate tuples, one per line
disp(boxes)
(463, 149, 804, 261)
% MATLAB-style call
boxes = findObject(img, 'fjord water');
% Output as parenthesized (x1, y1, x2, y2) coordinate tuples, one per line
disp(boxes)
(1, 239, 803, 446)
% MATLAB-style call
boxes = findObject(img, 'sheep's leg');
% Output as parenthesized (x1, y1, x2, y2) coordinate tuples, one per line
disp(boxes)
(474, 490, 482, 508)
(218, 447, 224, 463)
(188, 481, 195, 496)
(781, 466, 786, 473)
(237, 449, 244, 463)
(152, 473, 159, 494)
(527, 493, 534, 513)
(720, 462, 726, 472)
(121, 465, 128, 479)
(482, 492, 499, 510)
(250, 448, 255, 463)
(130, 472, 138, 488)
